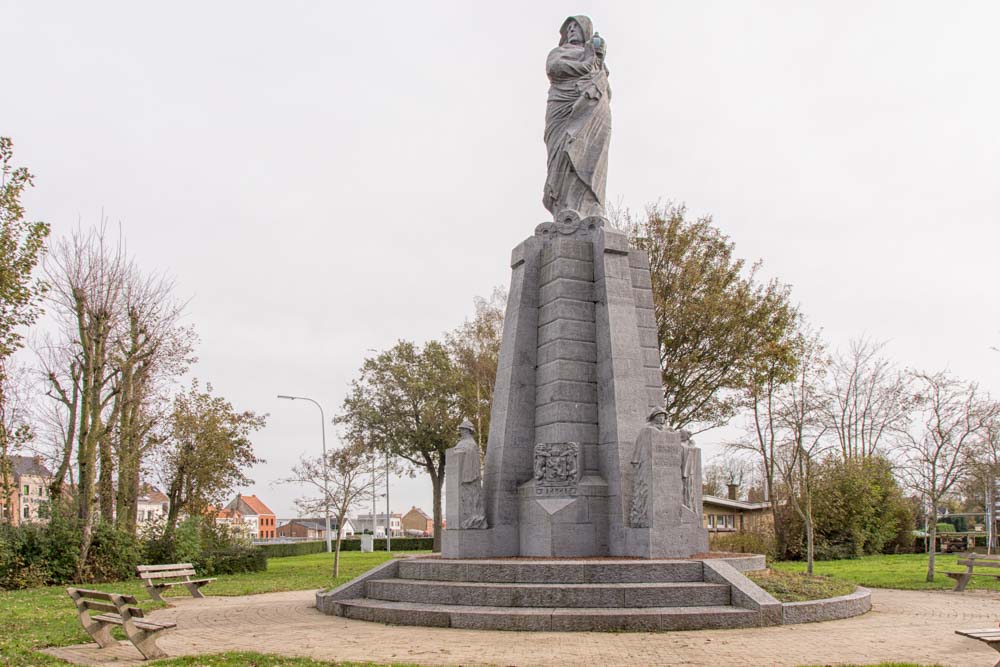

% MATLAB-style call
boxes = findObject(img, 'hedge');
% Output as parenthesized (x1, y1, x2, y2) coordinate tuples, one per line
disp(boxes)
(261, 537, 435, 558)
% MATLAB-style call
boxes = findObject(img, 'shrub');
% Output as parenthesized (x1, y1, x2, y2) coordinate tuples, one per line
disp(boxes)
(260, 540, 328, 558)
(85, 523, 142, 582)
(936, 522, 956, 533)
(709, 530, 777, 562)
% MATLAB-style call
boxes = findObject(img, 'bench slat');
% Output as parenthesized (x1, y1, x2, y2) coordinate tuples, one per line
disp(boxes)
(957, 559, 1000, 569)
(143, 570, 197, 580)
(137, 563, 195, 573)
(91, 614, 176, 631)
(68, 588, 139, 605)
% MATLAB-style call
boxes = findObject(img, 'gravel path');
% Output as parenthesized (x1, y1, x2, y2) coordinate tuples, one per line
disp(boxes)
(44, 587, 1000, 666)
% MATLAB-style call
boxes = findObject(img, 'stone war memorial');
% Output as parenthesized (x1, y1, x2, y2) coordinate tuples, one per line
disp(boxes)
(317, 15, 871, 631)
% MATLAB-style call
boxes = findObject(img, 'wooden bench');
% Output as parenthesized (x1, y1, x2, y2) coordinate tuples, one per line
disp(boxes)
(137, 563, 216, 602)
(67, 587, 175, 660)
(943, 553, 1000, 592)
(955, 628, 1000, 666)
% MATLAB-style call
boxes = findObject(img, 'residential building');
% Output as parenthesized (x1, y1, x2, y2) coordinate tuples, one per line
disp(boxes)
(401, 506, 433, 536)
(702, 494, 772, 534)
(1, 456, 53, 525)
(136, 488, 170, 524)
(277, 517, 354, 540)
(226, 494, 277, 539)
(354, 512, 403, 537)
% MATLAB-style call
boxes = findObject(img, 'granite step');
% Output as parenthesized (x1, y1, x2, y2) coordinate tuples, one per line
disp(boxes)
(396, 558, 705, 584)
(334, 598, 761, 632)
(365, 578, 731, 608)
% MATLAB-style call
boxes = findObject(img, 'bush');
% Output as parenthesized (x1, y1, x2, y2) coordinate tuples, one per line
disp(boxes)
(337, 537, 434, 551)
(783, 456, 914, 561)
(141, 516, 265, 576)
(259, 540, 327, 558)
(936, 522, 956, 533)
(84, 523, 142, 582)
(709, 530, 777, 562)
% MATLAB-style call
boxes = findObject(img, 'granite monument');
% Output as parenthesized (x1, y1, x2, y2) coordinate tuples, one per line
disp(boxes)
(443, 15, 708, 559)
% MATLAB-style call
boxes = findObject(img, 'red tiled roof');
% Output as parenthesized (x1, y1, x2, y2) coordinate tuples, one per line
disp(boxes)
(239, 494, 275, 517)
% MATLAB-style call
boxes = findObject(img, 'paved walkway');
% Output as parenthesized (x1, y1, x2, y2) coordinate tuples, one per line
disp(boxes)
(45, 588, 1000, 666)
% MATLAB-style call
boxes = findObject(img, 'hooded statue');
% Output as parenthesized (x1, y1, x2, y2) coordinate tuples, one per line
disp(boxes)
(629, 407, 666, 528)
(543, 15, 612, 222)
(453, 420, 488, 529)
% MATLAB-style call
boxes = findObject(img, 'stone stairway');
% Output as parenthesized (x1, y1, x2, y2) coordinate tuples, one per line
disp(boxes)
(320, 557, 779, 632)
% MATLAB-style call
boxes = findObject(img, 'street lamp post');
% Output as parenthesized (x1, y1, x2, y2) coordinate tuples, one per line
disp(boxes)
(277, 395, 332, 554)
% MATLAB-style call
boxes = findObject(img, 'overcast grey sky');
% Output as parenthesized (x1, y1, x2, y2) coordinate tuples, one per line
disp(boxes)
(4, 1, 999, 519)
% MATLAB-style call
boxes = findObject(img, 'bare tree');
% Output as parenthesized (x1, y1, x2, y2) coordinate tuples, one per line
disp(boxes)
(825, 337, 911, 460)
(44, 225, 130, 569)
(279, 440, 386, 576)
(702, 454, 754, 499)
(896, 371, 1000, 582)
(773, 334, 829, 574)
(0, 360, 35, 523)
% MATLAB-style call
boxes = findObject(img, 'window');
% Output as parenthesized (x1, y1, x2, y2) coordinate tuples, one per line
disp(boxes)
(23, 506, 30, 519)
(24, 484, 30, 496)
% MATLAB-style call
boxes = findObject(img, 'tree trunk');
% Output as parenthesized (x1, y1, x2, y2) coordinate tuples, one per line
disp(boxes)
(334, 505, 348, 578)
(926, 503, 937, 583)
(431, 468, 443, 553)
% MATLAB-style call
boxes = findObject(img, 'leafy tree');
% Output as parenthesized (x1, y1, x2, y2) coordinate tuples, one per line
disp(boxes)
(0, 137, 49, 518)
(625, 203, 800, 433)
(337, 340, 463, 551)
(158, 380, 266, 534)
(447, 288, 505, 456)
(0, 137, 50, 363)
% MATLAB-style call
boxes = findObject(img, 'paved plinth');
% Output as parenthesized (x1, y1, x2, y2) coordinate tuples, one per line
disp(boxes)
(43, 588, 1000, 666)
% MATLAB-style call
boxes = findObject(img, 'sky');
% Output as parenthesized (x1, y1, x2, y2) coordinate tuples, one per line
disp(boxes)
(4, 1, 999, 520)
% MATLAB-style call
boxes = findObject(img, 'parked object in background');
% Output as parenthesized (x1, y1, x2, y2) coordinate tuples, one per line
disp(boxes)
(943, 553, 1000, 592)
(67, 587, 175, 660)
(136, 563, 216, 602)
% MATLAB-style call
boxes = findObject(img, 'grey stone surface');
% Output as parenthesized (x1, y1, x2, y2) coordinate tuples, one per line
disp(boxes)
(315, 559, 399, 612)
(543, 16, 611, 222)
(445, 422, 487, 532)
(396, 558, 706, 584)
(782, 586, 872, 625)
(702, 559, 782, 626)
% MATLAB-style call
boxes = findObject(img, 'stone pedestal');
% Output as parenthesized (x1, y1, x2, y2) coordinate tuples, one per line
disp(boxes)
(624, 429, 709, 558)
(444, 216, 707, 559)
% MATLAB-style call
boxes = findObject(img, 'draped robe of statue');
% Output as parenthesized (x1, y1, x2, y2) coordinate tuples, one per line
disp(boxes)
(543, 15, 612, 221)
(455, 430, 488, 529)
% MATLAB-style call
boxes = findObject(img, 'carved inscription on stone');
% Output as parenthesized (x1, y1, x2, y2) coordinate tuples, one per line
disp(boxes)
(533, 442, 579, 496)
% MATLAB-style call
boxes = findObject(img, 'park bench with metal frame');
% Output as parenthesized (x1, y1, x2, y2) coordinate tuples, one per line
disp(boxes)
(943, 553, 1000, 592)
(137, 563, 216, 602)
(67, 587, 175, 660)
(955, 628, 1000, 666)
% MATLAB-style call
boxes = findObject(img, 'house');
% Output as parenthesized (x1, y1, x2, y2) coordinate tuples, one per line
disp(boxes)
(211, 505, 249, 535)
(702, 488, 772, 534)
(277, 517, 355, 540)
(1, 456, 53, 525)
(225, 494, 277, 539)
(401, 506, 433, 536)
(136, 488, 170, 524)
(354, 512, 403, 537)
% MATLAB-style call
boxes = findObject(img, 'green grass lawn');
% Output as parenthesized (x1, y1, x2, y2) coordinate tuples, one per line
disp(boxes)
(746, 569, 856, 602)
(772, 552, 1000, 591)
(0, 550, 426, 667)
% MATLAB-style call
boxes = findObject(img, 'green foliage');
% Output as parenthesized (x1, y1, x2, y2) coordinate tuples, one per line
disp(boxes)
(772, 552, 1000, 591)
(935, 522, 956, 533)
(83, 522, 142, 582)
(0, 136, 50, 361)
(745, 569, 855, 602)
(142, 516, 264, 576)
(625, 203, 799, 431)
(0, 550, 426, 665)
(261, 540, 329, 558)
(161, 380, 267, 528)
(783, 456, 914, 560)
(709, 530, 778, 562)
